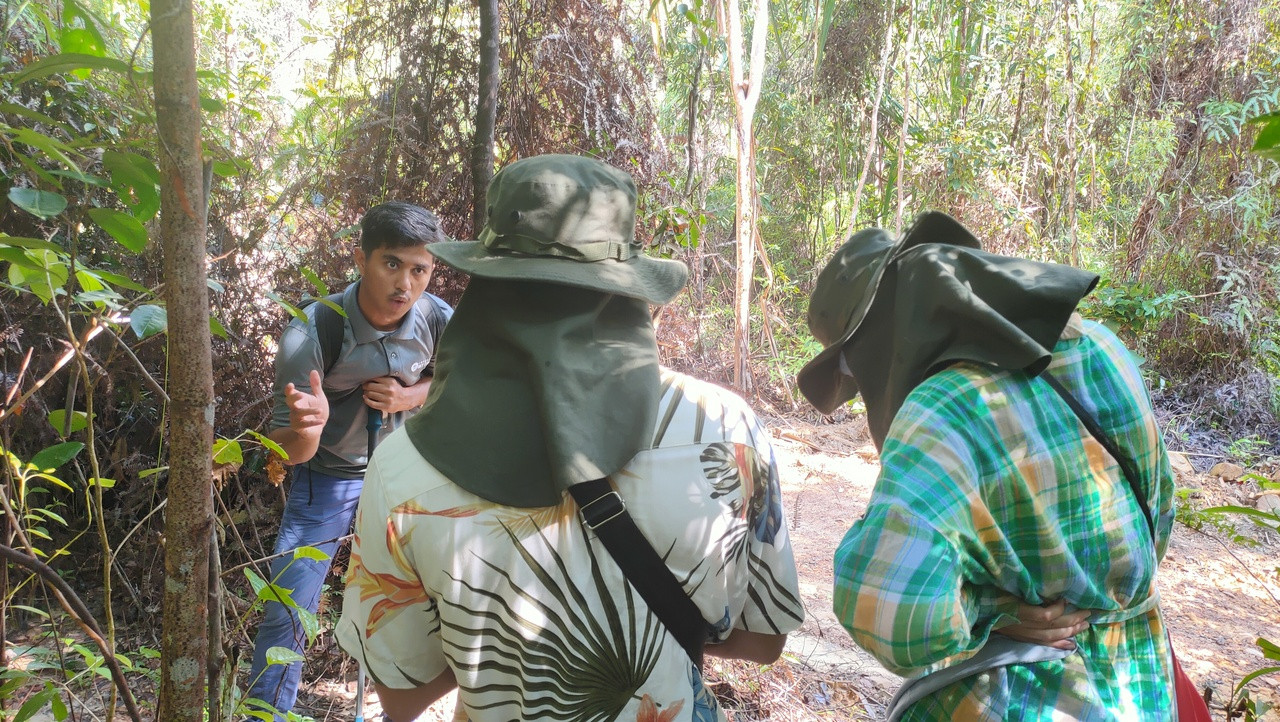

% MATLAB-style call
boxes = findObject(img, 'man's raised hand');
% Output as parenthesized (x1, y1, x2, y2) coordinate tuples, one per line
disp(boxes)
(285, 369, 329, 434)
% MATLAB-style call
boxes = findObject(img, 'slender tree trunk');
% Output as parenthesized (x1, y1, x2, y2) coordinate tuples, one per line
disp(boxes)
(724, 0, 768, 392)
(1063, 0, 1079, 263)
(152, 0, 214, 718)
(847, 1, 895, 237)
(471, 0, 499, 235)
(894, 3, 914, 234)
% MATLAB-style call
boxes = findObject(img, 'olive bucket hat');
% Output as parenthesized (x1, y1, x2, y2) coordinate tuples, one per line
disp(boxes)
(797, 212, 981, 414)
(428, 154, 688, 302)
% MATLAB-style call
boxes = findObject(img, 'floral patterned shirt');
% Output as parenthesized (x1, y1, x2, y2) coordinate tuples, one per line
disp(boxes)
(337, 369, 804, 721)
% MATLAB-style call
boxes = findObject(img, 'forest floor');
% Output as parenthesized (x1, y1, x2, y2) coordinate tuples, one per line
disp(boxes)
(283, 411, 1280, 721)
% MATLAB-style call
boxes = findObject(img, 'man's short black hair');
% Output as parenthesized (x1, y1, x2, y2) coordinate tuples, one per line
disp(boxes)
(360, 201, 447, 253)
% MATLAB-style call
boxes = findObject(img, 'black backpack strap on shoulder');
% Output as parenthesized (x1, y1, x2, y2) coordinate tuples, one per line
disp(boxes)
(306, 294, 346, 375)
(568, 478, 709, 667)
(1040, 372, 1156, 539)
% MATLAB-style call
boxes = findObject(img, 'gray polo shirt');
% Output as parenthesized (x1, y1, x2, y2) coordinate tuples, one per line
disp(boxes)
(270, 280, 452, 478)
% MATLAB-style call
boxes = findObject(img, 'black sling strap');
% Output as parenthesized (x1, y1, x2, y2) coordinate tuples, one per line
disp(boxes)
(1040, 372, 1157, 538)
(568, 478, 710, 667)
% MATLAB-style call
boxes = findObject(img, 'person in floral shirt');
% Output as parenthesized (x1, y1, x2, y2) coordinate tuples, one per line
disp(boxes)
(337, 155, 804, 722)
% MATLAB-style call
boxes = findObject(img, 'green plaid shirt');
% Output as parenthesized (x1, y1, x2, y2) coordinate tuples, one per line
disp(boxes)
(834, 316, 1176, 721)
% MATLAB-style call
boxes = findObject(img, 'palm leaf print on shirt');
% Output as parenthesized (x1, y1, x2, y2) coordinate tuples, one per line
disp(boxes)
(440, 519, 665, 722)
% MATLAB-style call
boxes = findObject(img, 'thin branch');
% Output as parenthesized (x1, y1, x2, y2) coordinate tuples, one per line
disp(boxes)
(0, 544, 143, 722)
(220, 533, 350, 578)
(0, 320, 105, 424)
(101, 325, 170, 403)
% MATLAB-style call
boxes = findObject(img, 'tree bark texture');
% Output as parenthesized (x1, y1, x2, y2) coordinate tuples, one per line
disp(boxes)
(152, 0, 215, 719)
(724, 0, 768, 392)
(471, 0, 500, 236)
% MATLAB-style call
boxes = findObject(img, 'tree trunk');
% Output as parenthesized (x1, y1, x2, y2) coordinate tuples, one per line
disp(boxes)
(152, 0, 214, 718)
(894, 3, 914, 234)
(847, 1, 895, 237)
(471, 0, 500, 236)
(724, 0, 768, 392)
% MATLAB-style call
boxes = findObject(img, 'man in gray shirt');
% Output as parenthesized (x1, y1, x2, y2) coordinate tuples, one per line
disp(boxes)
(245, 202, 452, 720)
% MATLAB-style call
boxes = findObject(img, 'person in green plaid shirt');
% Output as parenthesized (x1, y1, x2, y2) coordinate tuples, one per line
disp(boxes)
(798, 213, 1177, 721)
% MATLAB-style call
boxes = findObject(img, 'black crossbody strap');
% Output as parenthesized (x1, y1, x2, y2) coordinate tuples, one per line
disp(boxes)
(1040, 373, 1156, 539)
(568, 478, 709, 667)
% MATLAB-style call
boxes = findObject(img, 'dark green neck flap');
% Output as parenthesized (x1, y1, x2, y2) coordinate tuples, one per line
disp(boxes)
(847, 244, 1099, 450)
(405, 278, 661, 508)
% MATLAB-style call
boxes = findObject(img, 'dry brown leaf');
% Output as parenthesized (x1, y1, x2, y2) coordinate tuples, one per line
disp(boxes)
(266, 454, 286, 487)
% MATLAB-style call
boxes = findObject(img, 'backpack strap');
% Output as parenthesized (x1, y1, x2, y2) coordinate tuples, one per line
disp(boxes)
(1039, 372, 1156, 539)
(304, 294, 346, 375)
(568, 478, 710, 667)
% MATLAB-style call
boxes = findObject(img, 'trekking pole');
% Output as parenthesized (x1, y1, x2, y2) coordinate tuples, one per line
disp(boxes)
(355, 405, 383, 722)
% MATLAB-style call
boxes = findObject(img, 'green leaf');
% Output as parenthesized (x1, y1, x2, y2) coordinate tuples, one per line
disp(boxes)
(88, 477, 115, 489)
(200, 96, 226, 113)
(0, 235, 62, 253)
(0, 247, 46, 271)
(244, 567, 269, 597)
(130, 304, 167, 339)
(91, 268, 147, 293)
(48, 169, 108, 186)
(314, 297, 345, 317)
(1235, 664, 1280, 692)
(13, 683, 56, 722)
(300, 267, 328, 296)
(1203, 504, 1279, 521)
(29, 472, 72, 492)
(74, 269, 105, 292)
(211, 160, 239, 177)
(265, 291, 306, 321)
(210, 314, 228, 339)
(1258, 637, 1280, 661)
(265, 646, 304, 666)
(0, 102, 67, 129)
(5, 127, 83, 173)
(59, 28, 105, 60)
(11, 53, 133, 84)
(46, 409, 89, 436)
(1252, 116, 1280, 153)
(246, 430, 287, 459)
(8, 188, 67, 219)
(102, 151, 160, 222)
(138, 466, 168, 478)
(212, 439, 243, 466)
(8, 606, 49, 620)
(87, 208, 147, 253)
(207, 278, 225, 293)
(298, 608, 320, 645)
(256, 583, 298, 608)
(29, 441, 84, 471)
(292, 546, 331, 563)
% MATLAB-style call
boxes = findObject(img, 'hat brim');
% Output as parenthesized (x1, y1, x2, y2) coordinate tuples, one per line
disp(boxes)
(796, 211, 983, 414)
(797, 342, 862, 414)
(429, 240, 689, 305)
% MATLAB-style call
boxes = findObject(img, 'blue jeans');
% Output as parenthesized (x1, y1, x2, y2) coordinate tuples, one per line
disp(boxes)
(246, 466, 363, 720)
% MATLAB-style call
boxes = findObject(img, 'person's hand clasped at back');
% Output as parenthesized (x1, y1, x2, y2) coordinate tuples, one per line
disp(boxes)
(995, 599, 1092, 651)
